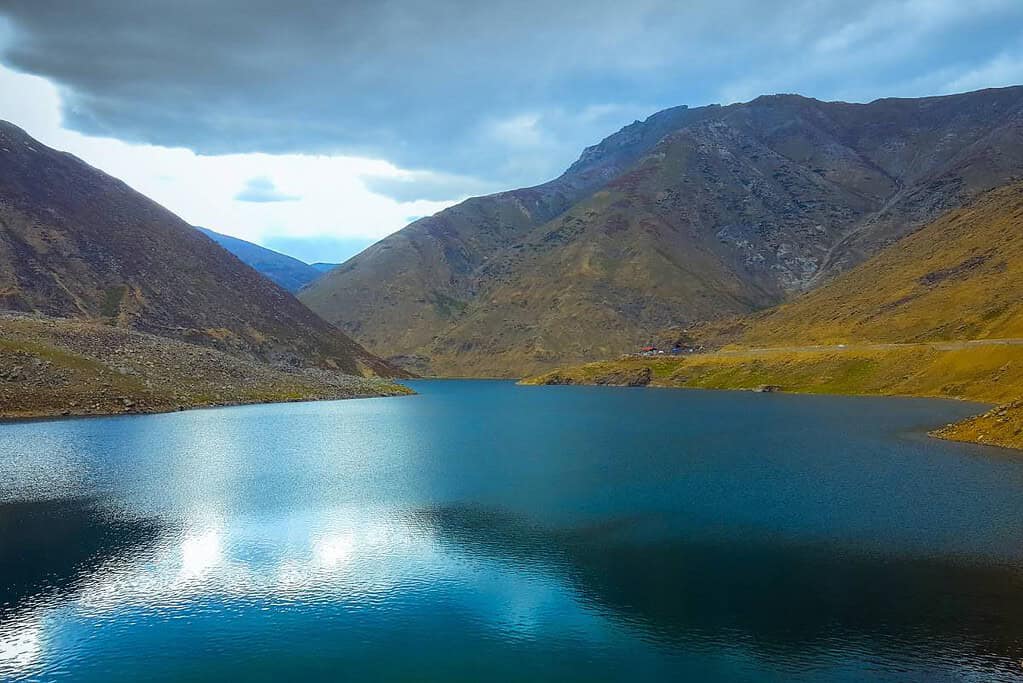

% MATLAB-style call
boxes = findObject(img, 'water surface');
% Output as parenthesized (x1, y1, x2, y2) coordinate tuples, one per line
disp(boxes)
(2, 381, 1022, 681)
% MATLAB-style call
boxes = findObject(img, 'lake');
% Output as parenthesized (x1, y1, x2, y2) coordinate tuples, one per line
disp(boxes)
(1, 380, 1022, 681)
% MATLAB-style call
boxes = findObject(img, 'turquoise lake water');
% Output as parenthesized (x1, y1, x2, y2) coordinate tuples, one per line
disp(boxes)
(1, 380, 1022, 681)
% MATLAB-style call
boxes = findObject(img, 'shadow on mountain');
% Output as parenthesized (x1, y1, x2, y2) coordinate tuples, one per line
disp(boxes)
(412, 505, 1023, 676)
(0, 497, 162, 615)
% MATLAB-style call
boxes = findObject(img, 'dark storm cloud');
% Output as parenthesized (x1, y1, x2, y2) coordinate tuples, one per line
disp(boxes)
(1, 0, 1022, 188)
(234, 177, 300, 203)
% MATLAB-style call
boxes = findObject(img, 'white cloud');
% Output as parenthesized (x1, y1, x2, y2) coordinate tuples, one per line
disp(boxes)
(487, 113, 547, 148)
(0, 64, 461, 258)
(940, 52, 1023, 94)
(717, 0, 1023, 105)
(360, 168, 498, 202)
(234, 176, 301, 203)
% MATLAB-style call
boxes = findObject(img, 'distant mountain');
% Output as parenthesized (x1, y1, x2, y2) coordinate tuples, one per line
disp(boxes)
(195, 227, 325, 292)
(310, 262, 339, 273)
(300, 86, 1023, 377)
(0, 121, 403, 377)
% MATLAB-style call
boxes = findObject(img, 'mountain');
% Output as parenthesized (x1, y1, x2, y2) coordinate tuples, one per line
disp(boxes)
(195, 227, 325, 292)
(310, 262, 339, 273)
(0, 121, 402, 378)
(300, 86, 1023, 377)
(299, 103, 709, 368)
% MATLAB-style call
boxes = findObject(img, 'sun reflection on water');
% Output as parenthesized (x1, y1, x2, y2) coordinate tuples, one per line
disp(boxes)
(180, 528, 223, 578)
(0, 616, 42, 678)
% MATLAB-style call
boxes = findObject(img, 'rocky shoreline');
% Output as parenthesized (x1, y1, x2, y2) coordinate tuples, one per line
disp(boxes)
(0, 390, 411, 422)
(0, 313, 413, 421)
(931, 401, 1023, 450)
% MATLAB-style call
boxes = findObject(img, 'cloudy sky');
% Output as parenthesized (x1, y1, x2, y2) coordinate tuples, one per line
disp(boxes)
(1, 0, 1022, 263)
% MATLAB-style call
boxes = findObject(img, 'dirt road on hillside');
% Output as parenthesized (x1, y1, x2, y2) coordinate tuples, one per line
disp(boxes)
(710, 339, 1023, 356)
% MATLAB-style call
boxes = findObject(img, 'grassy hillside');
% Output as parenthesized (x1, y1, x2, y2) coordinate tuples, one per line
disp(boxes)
(524, 343, 1023, 403)
(524, 182, 1023, 450)
(0, 313, 411, 419)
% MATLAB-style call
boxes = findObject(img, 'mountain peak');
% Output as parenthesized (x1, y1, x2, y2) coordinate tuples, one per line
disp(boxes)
(564, 104, 695, 177)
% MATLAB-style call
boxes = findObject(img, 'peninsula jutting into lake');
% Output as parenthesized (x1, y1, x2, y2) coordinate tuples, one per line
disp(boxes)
(3, 2, 1023, 681)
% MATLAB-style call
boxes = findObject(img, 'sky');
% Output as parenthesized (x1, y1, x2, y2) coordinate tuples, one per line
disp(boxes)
(0, 0, 1022, 264)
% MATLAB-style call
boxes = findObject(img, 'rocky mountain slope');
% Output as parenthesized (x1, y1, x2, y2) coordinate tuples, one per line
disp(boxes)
(716, 181, 1023, 346)
(301, 86, 1023, 377)
(0, 121, 402, 377)
(300, 104, 708, 364)
(196, 227, 325, 292)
